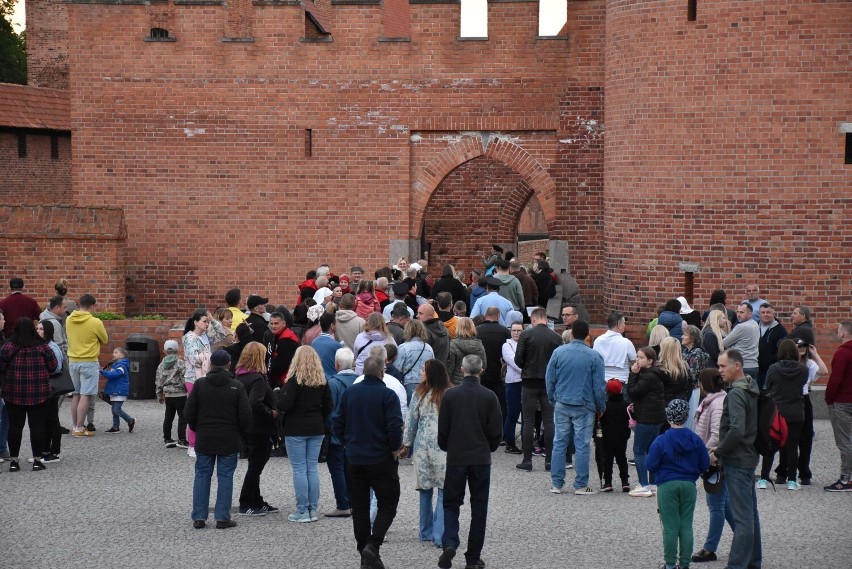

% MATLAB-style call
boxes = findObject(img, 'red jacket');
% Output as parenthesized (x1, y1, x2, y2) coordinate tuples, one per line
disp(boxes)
(826, 340, 852, 405)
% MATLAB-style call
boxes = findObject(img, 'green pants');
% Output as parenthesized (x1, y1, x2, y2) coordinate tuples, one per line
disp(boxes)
(657, 480, 697, 568)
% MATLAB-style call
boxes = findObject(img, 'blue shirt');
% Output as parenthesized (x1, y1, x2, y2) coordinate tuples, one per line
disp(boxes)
(312, 333, 342, 378)
(470, 292, 514, 326)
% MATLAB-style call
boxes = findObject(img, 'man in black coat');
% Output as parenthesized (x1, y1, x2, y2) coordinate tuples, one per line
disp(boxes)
(438, 354, 502, 569)
(184, 350, 252, 529)
(245, 294, 270, 343)
(476, 307, 511, 420)
(514, 307, 562, 471)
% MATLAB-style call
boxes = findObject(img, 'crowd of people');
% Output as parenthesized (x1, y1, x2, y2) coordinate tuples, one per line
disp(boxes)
(1, 258, 851, 569)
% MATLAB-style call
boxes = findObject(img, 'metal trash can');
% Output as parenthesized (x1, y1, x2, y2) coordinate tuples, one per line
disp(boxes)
(126, 334, 160, 400)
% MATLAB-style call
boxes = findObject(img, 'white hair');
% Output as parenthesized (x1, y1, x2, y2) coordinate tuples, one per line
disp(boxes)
(335, 347, 354, 370)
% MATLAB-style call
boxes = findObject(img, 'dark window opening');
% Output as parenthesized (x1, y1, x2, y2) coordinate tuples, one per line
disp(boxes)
(687, 0, 697, 21)
(684, 272, 694, 305)
(17, 133, 26, 158)
(305, 129, 313, 158)
(150, 28, 169, 40)
(51, 135, 59, 159)
(846, 133, 852, 165)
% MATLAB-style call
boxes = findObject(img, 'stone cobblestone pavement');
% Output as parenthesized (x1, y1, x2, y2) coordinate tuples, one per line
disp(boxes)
(2, 401, 850, 569)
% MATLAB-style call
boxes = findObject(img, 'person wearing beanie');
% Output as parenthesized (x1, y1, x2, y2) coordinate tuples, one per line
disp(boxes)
(647, 399, 711, 569)
(156, 339, 188, 448)
(599, 379, 631, 492)
(184, 349, 252, 530)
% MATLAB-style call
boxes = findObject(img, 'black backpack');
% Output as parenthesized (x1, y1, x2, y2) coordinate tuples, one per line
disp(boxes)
(754, 391, 788, 455)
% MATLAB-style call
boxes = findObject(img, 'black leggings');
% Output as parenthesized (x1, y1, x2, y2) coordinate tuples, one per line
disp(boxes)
(163, 396, 187, 442)
(4, 399, 49, 459)
(760, 420, 803, 481)
(44, 396, 62, 456)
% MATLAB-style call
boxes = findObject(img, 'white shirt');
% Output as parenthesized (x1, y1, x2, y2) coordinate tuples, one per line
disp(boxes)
(593, 330, 637, 383)
(804, 359, 819, 395)
(502, 339, 522, 384)
(354, 373, 409, 422)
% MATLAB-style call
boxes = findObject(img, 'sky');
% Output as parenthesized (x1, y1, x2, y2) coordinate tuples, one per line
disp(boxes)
(9, 0, 567, 37)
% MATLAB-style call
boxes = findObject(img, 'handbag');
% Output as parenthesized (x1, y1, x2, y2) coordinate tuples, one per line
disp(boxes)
(49, 366, 75, 397)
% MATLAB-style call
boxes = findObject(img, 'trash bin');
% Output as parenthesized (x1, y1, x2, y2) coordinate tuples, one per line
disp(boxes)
(126, 334, 160, 400)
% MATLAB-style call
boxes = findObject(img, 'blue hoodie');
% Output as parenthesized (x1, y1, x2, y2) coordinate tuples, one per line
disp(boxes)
(101, 357, 131, 398)
(646, 426, 709, 485)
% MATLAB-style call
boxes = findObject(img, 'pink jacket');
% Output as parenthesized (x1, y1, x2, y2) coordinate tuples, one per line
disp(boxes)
(695, 391, 726, 450)
(355, 293, 381, 319)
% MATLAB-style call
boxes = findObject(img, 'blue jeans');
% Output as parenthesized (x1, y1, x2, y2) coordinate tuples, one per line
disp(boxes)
(503, 383, 522, 445)
(443, 464, 491, 565)
(419, 488, 444, 546)
(326, 443, 350, 510)
(404, 383, 417, 405)
(0, 398, 9, 453)
(702, 482, 735, 553)
(192, 452, 238, 521)
(111, 401, 134, 429)
(551, 402, 594, 490)
(285, 435, 324, 513)
(724, 465, 762, 569)
(633, 422, 663, 487)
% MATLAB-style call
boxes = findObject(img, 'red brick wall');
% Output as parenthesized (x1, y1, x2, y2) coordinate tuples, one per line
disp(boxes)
(0, 205, 126, 313)
(26, 0, 69, 89)
(0, 132, 71, 203)
(63, 2, 598, 317)
(604, 1, 851, 324)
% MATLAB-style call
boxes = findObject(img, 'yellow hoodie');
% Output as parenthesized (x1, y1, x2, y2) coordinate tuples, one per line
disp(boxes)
(228, 307, 248, 331)
(67, 310, 109, 362)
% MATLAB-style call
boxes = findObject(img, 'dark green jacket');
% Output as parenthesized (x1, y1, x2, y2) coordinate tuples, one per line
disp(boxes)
(715, 375, 760, 469)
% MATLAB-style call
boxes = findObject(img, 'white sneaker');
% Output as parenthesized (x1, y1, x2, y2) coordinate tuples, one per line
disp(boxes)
(649, 484, 658, 495)
(787, 480, 801, 491)
(187, 447, 196, 458)
(549, 486, 563, 494)
(574, 486, 597, 496)
(757, 479, 768, 490)
(629, 484, 653, 497)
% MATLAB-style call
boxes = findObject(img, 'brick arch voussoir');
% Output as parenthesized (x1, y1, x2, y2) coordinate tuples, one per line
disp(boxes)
(413, 137, 558, 238)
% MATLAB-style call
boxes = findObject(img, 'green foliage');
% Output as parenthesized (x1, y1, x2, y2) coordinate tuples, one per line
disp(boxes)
(131, 314, 167, 320)
(92, 311, 127, 321)
(0, 1, 26, 85)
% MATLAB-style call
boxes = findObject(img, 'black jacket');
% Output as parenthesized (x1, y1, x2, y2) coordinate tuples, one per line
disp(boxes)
(765, 360, 808, 422)
(788, 320, 815, 347)
(515, 323, 562, 386)
(758, 319, 789, 373)
(387, 321, 406, 346)
(264, 327, 300, 389)
(236, 371, 277, 435)
(423, 318, 450, 364)
(476, 320, 510, 384)
(184, 367, 252, 455)
(438, 376, 502, 466)
(663, 369, 692, 403)
(627, 367, 667, 424)
(277, 376, 333, 437)
(246, 313, 269, 344)
(601, 396, 631, 444)
(431, 276, 469, 307)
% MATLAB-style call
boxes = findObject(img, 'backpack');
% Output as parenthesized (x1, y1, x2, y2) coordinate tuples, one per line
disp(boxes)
(755, 391, 788, 454)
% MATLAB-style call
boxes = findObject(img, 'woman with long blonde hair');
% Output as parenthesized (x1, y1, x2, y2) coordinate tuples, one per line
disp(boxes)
(648, 324, 670, 357)
(235, 342, 279, 515)
(278, 346, 333, 522)
(659, 337, 692, 404)
(701, 310, 729, 367)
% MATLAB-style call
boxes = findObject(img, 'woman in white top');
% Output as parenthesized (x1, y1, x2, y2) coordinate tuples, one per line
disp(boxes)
(501, 322, 523, 452)
(182, 309, 211, 458)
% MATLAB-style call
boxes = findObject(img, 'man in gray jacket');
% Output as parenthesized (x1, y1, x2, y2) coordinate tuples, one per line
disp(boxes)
(723, 303, 760, 380)
(710, 349, 761, 569)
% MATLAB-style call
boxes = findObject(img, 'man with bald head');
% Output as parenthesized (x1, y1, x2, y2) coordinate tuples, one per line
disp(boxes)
(417, 303, 449, 364)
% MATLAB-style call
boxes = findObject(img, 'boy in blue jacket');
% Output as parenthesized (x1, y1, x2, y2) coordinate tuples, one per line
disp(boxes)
(100, 347, 136, 433)
(647, 399, 710, 569)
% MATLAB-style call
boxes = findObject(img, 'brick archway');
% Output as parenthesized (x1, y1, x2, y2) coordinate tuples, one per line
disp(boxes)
(411, 135, 558, 239)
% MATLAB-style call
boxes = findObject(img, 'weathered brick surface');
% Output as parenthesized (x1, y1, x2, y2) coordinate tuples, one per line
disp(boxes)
(0, 205, 126, 312)
(1, 133, 71, 204)
(14, 0, 848, 331)
(26, 0, 70, 89)
(604, 0, 851, 323)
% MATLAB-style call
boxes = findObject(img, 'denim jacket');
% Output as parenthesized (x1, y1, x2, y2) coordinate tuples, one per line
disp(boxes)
(545, 340, 606, 413)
